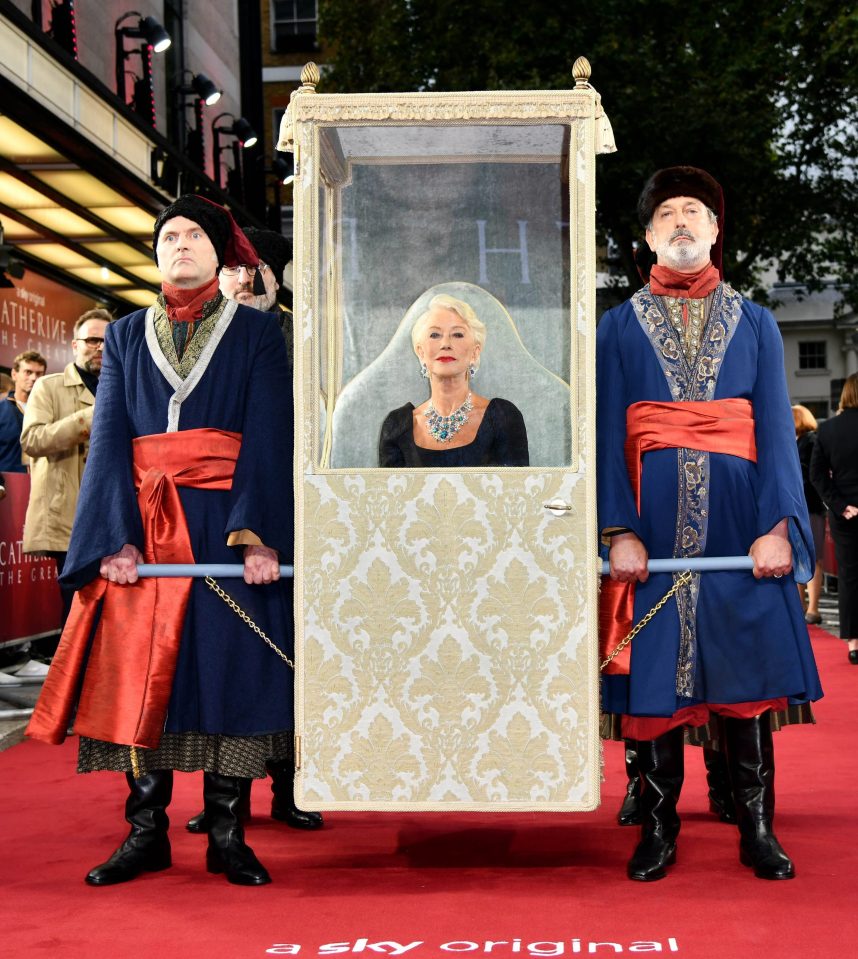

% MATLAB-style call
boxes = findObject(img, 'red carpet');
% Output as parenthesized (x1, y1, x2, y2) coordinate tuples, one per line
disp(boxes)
(2, 625, 854, 959)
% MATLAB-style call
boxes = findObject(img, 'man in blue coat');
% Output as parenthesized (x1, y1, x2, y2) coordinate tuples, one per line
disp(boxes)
(597, 167, 822, 882)
(28, 195, 295, 887)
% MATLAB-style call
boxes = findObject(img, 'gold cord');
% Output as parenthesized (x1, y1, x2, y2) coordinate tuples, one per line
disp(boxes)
(599, 570, 693, 672)
(130, 745, 142, 779)
(204, 576, 295, 669)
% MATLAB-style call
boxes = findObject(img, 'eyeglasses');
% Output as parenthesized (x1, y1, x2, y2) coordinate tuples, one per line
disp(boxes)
(75, 337, 105, 348)
(220, 263, 268, 277)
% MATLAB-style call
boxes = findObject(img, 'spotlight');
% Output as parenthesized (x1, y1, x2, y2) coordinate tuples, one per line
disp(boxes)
(272, 153, 294, 185)
(211, 113, 259, 189)
(231, 117, 258, 148)
(192, 73, 222, 106)
(175, 72, 223, 168)
(138, 15, 171, 53)
(115, 11, 171, 118)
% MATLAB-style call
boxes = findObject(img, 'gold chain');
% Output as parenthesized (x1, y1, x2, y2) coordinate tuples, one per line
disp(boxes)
(205, 569, 686, 676)
(600, 570, 693, 672)
(130, 745, 142, 779)
(204, 576, 295, 669)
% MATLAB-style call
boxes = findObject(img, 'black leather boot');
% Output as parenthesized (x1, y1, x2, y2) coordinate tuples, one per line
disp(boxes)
(204, 772, 271, 885)
(617, 740, 642, 826)
(85, 771, 173, 886)
(627, 726, 684, 881)
(723, 713, 794, 880)
(267, 756, 323, 830)
(186, 778, 251, 833)
(703, 745, 737, 824)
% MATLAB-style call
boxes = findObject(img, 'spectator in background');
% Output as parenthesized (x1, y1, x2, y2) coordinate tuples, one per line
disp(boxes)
(0, 350, 47, 472)
(22, 309, 112, 631)
(793, 405, 826, 625)
(811, 374, 858, 665)
(219, 227, 294, 368)
(0, 371, 13, 400)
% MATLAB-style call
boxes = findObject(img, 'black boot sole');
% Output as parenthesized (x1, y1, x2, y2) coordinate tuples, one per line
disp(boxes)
(628, 845, 677, 882)
(85, 854, 172, 886)
(739, 847, 795, 880)
(206, 848, 271, 885)
(271, 808, 324, 830)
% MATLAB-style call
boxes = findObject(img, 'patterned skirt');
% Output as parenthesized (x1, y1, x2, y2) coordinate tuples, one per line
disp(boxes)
(77, 731, 293, 778)
(600, 702, 815, 747)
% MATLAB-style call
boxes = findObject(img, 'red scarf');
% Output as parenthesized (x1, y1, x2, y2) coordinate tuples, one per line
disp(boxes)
(161, 277, 221, 324)
(649, 262, 721, 300)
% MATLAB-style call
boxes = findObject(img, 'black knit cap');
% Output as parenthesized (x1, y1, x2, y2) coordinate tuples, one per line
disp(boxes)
(152, 195, 232, 271)
(637, 165, 725, 277)
(243, 228, 292, 282)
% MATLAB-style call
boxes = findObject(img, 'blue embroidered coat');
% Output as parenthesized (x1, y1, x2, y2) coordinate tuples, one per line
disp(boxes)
(597, 284, 823, 716)
(61, 302, 295, 736)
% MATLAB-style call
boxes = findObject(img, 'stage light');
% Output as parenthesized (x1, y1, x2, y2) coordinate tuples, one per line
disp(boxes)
(179, 72, 222, 107)
(272, 154, 294, 185)
(176, 73, 224, 168)
(115, 11, 172, 119)
(231, 117, 258, 148)
(138, 15, 171, 53)
(211, 113, 259, 190)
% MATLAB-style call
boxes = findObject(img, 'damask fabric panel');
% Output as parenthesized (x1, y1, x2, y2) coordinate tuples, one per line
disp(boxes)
(297, 471, 598, 811)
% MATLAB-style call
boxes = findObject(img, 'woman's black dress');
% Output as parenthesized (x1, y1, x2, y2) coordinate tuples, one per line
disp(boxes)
(811, 408, 858, 638)
(378, 398, 529, 467)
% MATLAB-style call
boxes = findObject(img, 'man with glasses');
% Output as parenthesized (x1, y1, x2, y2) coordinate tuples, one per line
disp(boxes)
(219, 228, 295, 366)
(22, 308, 112, 630)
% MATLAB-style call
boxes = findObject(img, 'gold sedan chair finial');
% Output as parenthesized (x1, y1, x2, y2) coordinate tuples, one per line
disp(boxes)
(299, 62, 321, 92)
(572, 56, 592, 88)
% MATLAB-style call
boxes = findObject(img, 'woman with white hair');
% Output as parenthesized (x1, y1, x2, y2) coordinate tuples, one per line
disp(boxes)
(379, 294, 528, 467)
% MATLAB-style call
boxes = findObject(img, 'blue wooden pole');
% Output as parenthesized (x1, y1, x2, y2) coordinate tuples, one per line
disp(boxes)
(600, 556, 755, 575)
(137, 564, 295, 578)
(135, 558, 755, 579)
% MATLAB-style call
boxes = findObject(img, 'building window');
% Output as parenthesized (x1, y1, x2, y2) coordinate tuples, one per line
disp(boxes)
(798, 341, 827, 370)
(271, 0, 319, 53)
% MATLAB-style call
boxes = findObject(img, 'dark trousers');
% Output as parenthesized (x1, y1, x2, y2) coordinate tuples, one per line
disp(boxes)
(829, 512, 858, 638)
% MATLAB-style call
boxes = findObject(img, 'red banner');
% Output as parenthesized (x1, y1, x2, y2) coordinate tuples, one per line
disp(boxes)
(0, 473, 62, 646)
(0, 269, 98, 372)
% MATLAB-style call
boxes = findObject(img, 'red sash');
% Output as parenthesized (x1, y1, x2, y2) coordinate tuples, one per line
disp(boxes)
(600, 399, 756, 674)
(27, 428, 241, 749)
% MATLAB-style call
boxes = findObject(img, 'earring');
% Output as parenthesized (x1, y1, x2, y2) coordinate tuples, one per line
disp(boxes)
(469, 363, 477, 377)
(420, 362, 428, 379)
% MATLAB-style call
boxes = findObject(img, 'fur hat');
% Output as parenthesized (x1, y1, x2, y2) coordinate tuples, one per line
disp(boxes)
(152, 195, 258, 273)
(243, 228, 292, 283)
(637, 165, 725, 277)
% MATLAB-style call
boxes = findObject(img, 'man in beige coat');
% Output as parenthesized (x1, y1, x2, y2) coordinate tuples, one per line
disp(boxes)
(21, 308, 112, 633)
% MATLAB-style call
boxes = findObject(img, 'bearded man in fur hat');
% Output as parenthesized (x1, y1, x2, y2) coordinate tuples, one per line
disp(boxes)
(27, 195, 295, 888)
(597, 167, 822, 882)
